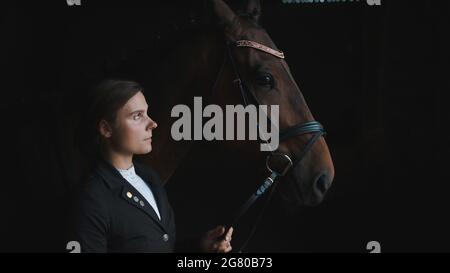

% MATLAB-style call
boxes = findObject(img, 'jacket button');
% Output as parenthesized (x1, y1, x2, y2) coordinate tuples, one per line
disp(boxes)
(163, 234, 169, 242)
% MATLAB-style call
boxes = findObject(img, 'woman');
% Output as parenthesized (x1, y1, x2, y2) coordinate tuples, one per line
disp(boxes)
(71, 79, 233, 253)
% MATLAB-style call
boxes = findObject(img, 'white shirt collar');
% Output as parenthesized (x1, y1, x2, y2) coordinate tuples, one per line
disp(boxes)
(116, 165, 136, 180)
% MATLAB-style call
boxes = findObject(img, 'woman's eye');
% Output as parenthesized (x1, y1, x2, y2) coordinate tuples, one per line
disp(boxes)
(255, 73, 274, 88)
(133, 113, 142, 120)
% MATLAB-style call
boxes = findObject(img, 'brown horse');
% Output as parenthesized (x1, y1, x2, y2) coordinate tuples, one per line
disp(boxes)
(124, 0, 336, 251)
(139, 0, 334, 208)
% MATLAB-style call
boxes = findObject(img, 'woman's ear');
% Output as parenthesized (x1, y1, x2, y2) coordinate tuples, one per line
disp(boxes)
(99, 120, 113, 138)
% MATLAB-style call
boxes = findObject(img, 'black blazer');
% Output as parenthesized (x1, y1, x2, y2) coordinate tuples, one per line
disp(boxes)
(70, 159, 176, 253)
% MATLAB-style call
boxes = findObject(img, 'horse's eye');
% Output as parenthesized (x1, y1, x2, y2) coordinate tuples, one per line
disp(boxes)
(255, 73, 274, 88)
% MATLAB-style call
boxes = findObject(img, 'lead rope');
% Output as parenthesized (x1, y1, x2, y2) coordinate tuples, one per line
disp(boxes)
(237, 178, 280, 253)
(204, 42, 283, 252)
(225, 42, 287, 252)
(211, 41, 323, 252)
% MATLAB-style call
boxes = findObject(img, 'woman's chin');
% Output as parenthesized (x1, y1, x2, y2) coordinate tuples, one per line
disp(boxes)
(136, 145, 152, 155)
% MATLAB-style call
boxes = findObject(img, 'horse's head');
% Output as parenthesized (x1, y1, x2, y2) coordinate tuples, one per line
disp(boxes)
(211, 0, 335, 206)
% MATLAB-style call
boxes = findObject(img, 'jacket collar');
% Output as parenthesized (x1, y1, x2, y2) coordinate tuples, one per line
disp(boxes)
(94, 159, 170, 233)
(94, 159, 154, 189)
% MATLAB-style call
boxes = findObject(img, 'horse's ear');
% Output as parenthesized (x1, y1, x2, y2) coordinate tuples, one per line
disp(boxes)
(242, 0, 262, 24)
(210, 0, 240, 39)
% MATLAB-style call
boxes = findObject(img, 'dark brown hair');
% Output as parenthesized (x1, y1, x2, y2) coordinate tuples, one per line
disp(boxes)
(82, 79, 144, 158)
(89, 79, 143, 127)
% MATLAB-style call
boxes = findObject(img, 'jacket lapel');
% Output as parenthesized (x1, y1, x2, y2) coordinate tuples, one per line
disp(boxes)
(119, 185, 167, 233)
(95, 159, 169, 233)
(133, 162, 171, 230)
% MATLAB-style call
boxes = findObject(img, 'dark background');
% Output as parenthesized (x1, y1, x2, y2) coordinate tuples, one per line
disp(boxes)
(1, 0, 449, 252)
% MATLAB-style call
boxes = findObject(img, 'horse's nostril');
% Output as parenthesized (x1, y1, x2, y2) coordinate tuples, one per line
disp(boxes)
(315, 175, 329, 195)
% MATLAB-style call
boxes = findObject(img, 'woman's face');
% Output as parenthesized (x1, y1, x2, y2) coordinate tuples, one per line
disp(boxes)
(108, 91, 157, 155)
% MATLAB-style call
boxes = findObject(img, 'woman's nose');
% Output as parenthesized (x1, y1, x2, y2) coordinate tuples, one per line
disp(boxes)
(147, 118, 157, 130)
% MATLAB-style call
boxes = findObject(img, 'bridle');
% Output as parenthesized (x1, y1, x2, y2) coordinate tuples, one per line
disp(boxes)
(210, 39, 326, 252)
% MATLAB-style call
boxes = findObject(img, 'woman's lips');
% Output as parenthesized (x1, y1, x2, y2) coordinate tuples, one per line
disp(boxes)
(144, 137, 152, 142)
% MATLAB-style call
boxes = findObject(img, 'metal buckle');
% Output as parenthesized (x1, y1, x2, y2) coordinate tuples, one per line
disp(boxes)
(265, 153, 293, 176)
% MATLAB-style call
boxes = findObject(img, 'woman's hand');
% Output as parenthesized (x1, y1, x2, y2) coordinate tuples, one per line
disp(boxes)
(200, 226, 234, 253)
